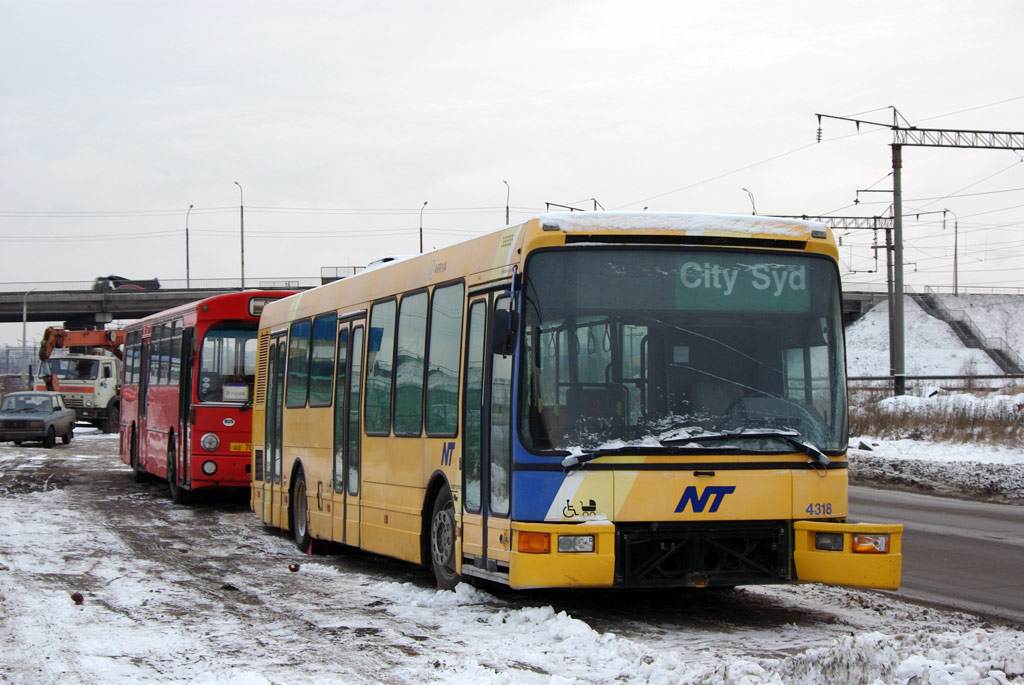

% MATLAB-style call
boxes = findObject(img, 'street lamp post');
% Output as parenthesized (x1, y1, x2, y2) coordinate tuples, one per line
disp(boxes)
(742, 188, 757, 215)
(503, 180, 510, 224)
(185, 204, 194, 289)
(234, 181, 244, 288)
(419, 200, 428, 253)
(21, 288, 37, 388)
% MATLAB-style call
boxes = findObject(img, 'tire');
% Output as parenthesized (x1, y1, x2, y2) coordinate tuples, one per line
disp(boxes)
(167, 440, 191, 504)
(13, 440, 22, 446)
(291, 467, 311, 552)
(104, 405, 120, 434)
(42, 426, 56, 449)
(429, 486, 459, 590)
(130, 429, 148, 483)
(62, 427, 73, 445)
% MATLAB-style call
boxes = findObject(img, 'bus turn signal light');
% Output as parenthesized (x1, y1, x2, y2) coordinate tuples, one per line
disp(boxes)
(852, 533, 890, 554)
(517, 532, 550, 554)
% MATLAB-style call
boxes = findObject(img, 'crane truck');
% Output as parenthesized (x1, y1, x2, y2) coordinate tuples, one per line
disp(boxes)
(35, 327, 125, 433)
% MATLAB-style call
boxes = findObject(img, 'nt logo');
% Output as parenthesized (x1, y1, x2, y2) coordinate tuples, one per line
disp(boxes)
(674, 485, 736, 513)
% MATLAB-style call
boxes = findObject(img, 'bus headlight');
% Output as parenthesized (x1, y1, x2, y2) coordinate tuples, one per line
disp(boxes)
(84, 399, 94, 407)
(558, 535, 595, 553)
(814, 532, 845, 551)
(200, 433, 220, 452)
(201, 460, 217, 475)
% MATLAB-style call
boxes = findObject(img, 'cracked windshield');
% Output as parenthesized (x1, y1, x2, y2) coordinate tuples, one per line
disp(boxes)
(520, 248, 847, 455)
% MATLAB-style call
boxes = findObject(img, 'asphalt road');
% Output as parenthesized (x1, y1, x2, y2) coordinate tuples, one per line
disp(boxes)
(850, 484, 1024, 624)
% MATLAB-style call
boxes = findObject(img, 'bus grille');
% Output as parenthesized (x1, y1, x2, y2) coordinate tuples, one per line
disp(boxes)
(615, 521, 792, 588)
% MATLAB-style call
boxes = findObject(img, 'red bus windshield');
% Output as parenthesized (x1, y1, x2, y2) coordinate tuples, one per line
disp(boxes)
(198, 322, 259, 403)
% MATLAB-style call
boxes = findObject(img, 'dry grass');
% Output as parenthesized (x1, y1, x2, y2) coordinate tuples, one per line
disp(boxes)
(849, 388, 1024, 445)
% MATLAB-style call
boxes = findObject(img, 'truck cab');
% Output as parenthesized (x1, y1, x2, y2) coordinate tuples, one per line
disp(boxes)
(35, 353, 122, 433)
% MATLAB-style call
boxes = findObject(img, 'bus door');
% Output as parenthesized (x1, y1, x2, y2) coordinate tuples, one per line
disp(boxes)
(331, 319, 365, 546)
(462, 293, 514, 573)
(263, 334, 287, 526)
(178, 326, 195, 486)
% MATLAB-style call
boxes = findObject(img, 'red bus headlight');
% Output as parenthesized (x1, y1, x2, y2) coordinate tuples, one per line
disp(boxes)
(200, 433, 220, 452)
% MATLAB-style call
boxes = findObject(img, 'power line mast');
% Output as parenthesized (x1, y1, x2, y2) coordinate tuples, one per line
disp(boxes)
(779, 214, 897, 375)
(815, 108, 1024, 395)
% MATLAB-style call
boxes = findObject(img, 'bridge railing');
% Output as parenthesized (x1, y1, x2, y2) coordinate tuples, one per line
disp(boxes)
(0, 276, 327, 292)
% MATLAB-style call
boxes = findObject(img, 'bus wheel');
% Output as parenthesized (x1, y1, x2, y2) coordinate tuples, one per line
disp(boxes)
(429, 487, 459, 590)
(130, 429, 148, 483)
(42, 427, 56, 449)
(167, 441, 191, 504)
(291, 467, 311, 552)
(104, 406, 120, 434)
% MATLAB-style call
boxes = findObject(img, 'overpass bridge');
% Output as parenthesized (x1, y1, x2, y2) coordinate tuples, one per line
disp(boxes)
(0, 275, 342, 327)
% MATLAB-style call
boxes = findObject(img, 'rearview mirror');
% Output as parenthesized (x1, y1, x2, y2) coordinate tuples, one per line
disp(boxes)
(491, 310, 519, 357)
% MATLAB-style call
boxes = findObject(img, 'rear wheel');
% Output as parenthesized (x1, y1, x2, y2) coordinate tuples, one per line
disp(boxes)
(429, 486, 459, 590)
(104, 405, 120, 434)
(61, 427, 73, 445)
(42, 427, 56, 449)
(130, 429, 148, 482)
(291, 467, 311, 552)
(167, 440, 191, 504)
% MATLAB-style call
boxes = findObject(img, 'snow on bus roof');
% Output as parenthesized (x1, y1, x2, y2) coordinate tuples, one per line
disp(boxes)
(538, 211, 826, 237)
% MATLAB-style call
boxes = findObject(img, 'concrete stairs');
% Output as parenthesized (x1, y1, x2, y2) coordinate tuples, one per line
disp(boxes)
(912, 291, 1023, 374)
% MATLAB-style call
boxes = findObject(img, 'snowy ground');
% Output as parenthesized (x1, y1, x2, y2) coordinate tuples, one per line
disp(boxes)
(849, 391, 1024, 502)
(1, 430, 1023, 684)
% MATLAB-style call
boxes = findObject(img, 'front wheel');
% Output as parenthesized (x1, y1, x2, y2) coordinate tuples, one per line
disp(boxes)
(42, 426, 56, 449)
(291, 467, 311, 552)
(429, 486, 459, 590)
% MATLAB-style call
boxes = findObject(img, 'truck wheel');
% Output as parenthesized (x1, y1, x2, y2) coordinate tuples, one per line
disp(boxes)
(62, 427, 73, 445)
(291, 467, 311, 552)
(104, 406, 120, 434)
(42, 427, 56, 449)
(429, 486, 459, 590)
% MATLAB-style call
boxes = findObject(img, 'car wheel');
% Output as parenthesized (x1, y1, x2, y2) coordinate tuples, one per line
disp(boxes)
(13, 440, 22, 446)
(42, 426, 56, 449)
(291, 466, 311, 552)
(62, 427, 73, 445)
(429, 486, 460, 590)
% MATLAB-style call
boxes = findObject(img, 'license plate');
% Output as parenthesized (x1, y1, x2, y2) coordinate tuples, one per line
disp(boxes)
(229, 442, 252, 453)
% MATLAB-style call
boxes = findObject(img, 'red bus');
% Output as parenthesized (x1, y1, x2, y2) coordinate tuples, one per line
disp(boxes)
(119, 291, 296, 502)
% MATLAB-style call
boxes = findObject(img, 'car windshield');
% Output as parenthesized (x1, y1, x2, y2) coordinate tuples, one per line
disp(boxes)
(46, 358, 99, 380)
(1, 395, 52, 413)
(198, 323, 258, 403)
(519, 248, 848, 455)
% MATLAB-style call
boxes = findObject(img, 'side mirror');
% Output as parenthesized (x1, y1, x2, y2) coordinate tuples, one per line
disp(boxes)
(491, 310, 519, 357)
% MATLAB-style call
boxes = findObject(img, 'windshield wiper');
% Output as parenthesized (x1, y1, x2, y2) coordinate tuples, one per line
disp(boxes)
(660, 429, 830, 467)
(560, 445, 653, 471)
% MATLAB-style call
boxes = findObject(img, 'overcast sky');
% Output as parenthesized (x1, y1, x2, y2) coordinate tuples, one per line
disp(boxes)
(2, 0, 1024, 345)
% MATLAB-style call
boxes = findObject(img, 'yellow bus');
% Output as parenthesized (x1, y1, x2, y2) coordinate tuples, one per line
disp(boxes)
(251, 212, 902, 591)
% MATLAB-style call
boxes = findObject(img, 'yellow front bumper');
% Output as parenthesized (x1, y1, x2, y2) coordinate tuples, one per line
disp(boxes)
(793, 520, 903, 590)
